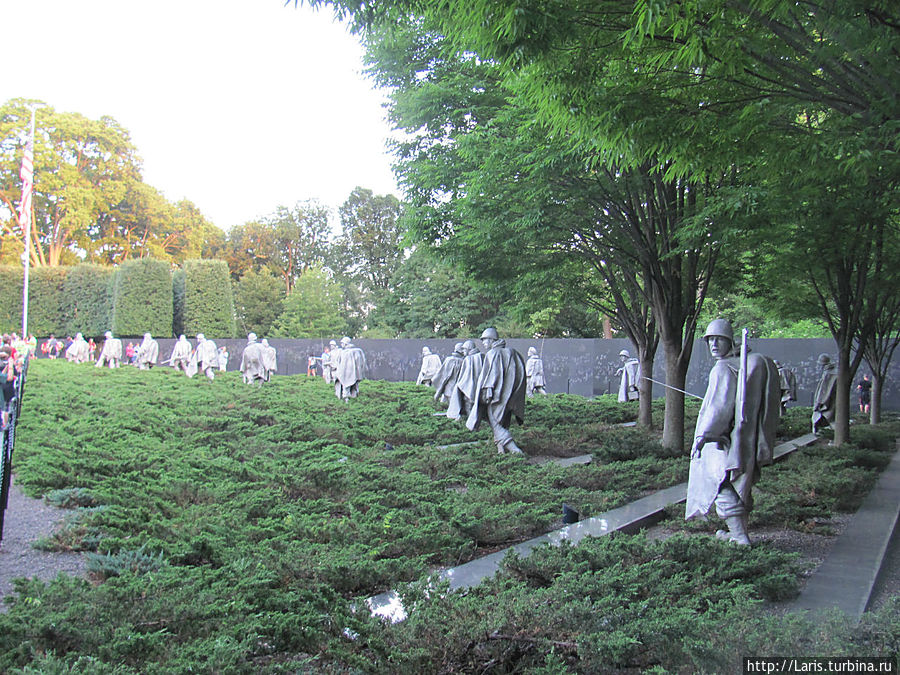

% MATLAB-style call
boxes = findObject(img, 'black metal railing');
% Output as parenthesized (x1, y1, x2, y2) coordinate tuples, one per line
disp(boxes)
(0, 357, 29, 544)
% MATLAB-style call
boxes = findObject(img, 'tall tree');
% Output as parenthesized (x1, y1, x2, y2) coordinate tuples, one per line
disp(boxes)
(224, 200, 330, 292)
(373, 248, 503, 337)
(270, 264, 347, 338)
(314, 0, 898, 446)
(335, 187, 404, 298)
(1, 99, 225, 267)
(234, 268, 286, 337)
(264, 200, 331, 293)
(0, 99, 141, 266)
(361, 17, 755, 441)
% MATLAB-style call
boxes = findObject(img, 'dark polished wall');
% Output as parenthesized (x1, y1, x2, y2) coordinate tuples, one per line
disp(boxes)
(139, 337, 899, 410)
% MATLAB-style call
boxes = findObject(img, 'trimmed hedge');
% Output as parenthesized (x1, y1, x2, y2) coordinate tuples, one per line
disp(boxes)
(0, 261, 236, 338)
(26, 267, 69, 337)
(0, 266, 24, 334)
(111, 258, 173, 337)
(172, 268, 186, 338)
(182, 259, 235, 338)
(63, 264, 114, 337)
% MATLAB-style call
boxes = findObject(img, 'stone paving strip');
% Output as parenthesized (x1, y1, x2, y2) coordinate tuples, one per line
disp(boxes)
(367, 432, 822, 622)
(788, 440, 900, 621)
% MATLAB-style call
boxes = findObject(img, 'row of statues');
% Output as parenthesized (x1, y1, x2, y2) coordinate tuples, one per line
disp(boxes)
(420, 328, 529, 454)
(421, 343, 547, 399)
(306, 337, 368, 400)
(74, 331, 234, 382)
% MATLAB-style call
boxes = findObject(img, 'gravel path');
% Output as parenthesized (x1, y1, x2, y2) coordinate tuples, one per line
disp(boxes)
(0, 475, 87, 610)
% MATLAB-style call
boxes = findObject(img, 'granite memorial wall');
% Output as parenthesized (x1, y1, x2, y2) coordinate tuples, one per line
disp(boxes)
(147, 337, 900, 410)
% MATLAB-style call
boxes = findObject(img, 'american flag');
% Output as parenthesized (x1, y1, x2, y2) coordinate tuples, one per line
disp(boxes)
(17, 129, 34, 234)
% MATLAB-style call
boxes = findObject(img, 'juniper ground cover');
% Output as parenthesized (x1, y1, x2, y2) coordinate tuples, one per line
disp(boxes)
(1, 361, 897, 673)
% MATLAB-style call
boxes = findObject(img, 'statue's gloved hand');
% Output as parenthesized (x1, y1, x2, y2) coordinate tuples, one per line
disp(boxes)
(691, 437, 705, 459)
(480, 387, 493, 403)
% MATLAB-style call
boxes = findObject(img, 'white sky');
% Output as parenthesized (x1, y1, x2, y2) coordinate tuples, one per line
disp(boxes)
(1, 0, 400, 231)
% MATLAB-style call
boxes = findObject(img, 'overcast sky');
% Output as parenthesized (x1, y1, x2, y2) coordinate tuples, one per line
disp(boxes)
(2, 0, 400, 231)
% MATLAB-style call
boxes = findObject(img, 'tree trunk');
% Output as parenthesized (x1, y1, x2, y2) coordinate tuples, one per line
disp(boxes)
(662, 344, 689, 451)
(638, 353, 653, 428)
(603, 316, 613, 339)
(870, 375, 882, 425)
(833, 348, 852, 446)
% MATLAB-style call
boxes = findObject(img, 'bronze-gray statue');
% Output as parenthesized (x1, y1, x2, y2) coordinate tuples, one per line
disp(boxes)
(616, 349, 641, 402)
(447, 341, 482, 419)
(65, 333, 90, 364)
(812, 353, 837, 435)
(685, 319, 780, 545)
(240, 333, 267, 384)
(774, 360, 798, 414)
(433, 342, 465, 404)
(95, 331, 123, 368)
(334, 336, 366, 401)
(416, 346, 443, 386)
(136, 333, 159, 370)
(170, 335, 192, 373)
(261, 338, 278, 381)
(188, 334, 218, 380)
(466, 327, 527, 455)
(525, 346, 547, 396)
(322, 340, 338, 384)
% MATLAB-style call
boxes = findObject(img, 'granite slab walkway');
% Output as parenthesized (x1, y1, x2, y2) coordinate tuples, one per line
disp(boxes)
(788, 441, 900, 621)
(368, 432, 823, 622)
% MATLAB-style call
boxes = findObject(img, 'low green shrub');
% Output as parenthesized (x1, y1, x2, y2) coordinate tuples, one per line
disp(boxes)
(44, 488, 97, 509)
(2, 361, 896, 673)
(85, 545, 165, 580)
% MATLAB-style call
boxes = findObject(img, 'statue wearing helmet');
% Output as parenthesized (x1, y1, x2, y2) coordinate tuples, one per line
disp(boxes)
(616, 348, 641, 402)
(136, 332, 159, 370)
(334, 337, 367, 401)
(433, 342, 466, 405)
(812, 354, 837, 435)
(170, 335, 193, 374)
(416, 345, 443, 386)
(686, 318, 780, 545)
(466, 327, 528, 454)
(240, 333, 267, 384)
(525, 346, 547, 397)
(188, 333, 219, 381)
(95, 330, 123, 369)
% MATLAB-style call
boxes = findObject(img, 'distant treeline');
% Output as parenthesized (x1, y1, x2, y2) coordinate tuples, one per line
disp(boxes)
(0, 259, 236, 339)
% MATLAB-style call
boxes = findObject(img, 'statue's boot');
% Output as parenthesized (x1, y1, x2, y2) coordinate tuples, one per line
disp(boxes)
(501, 439, 523, 455)
(715, 515, 751, 546)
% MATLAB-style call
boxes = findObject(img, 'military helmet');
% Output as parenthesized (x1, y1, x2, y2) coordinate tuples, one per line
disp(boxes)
(247, 332, 257, 342)
(817, 353, 831, 366)
(618, 349, 630, 357)
(528, 346, 538, 356)
(702, 318, 734, 343)
(480, 326, 499, 340)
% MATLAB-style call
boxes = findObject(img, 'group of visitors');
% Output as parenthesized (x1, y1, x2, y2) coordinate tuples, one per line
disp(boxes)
(0, 334, 26, 430)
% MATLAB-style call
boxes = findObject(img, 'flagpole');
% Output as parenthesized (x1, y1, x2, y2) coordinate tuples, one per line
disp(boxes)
(19, 106, 38, 339)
